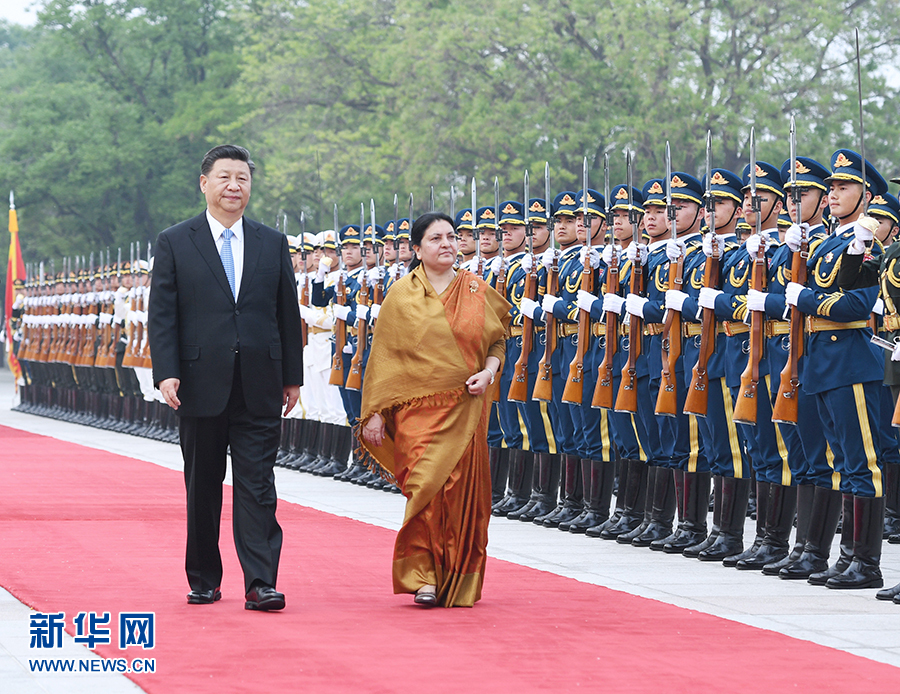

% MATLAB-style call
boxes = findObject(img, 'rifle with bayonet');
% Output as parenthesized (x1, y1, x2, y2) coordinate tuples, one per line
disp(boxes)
(509, 170, 535, 403)
(733, 127, 765, 426)
(532, 164, 557, 402)
(297, 212, 309, 349)
(772, 117, 806, 424)
(329, 204, 348, 387)
(615, 154, 644, 414)
(346, 202, 371, 392)
(656, 143, 683, 417)
(592, 153, 617, 409)
(139, 243, 153, 368)
(685, 131, 719, 416)
(562, 157, 594, 405)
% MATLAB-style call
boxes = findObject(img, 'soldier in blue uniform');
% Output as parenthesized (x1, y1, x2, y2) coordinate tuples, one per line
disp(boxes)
(781, 149, 888, 589)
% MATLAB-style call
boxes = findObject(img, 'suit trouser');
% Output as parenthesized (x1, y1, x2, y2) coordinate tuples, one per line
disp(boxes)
(179, 356, 283, 593)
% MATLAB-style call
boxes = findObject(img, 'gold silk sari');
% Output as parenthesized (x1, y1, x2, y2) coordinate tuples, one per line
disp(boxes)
(359, 265, 510, 606)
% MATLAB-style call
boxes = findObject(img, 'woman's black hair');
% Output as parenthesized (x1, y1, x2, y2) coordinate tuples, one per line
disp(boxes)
(408, 212, 456, 271)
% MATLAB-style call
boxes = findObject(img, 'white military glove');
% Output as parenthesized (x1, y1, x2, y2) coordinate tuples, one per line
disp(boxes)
(892, 342, 900, 362)
(370, 304, 381, 320)
(702, 232, 728, 259)
(625, 293, 648, 318)
(541, 294, 562, 314)
(298, 304, 313, 322)
(745, 233, 772, 257)
(625, 243, 649, 265)
(520, 253, 533, 272)
(579, 246, 601, 269)
(366, 266, 384, 284)
(784, 281, 805, 307)
(356, 304, 369, 323)
(576, 289, 599, 313)
(666, 238, 686, 262)
(388, 264, 401, 281)
(872, 297, 884, 316)
(540, 248, 557, 269)
(489, 256, 506, 275)
(333, 304, 351, 322)
(784, 223, 808, 253)
(747, 288, 767, 312)
(698, 287, 723, 310)
(665, 289, 689, 312)
(316, 257, 332, 282)
(520, 297, 540, 319)
(601, 244, 622, 266)
(849, 217, 878, 255)
(602, 293, 625, 314)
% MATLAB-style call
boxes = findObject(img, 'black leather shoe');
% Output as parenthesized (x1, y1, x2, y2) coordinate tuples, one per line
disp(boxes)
(187, 588, 221, 605)
(876, 582, 900, 601)
(244, 584, 285, 611)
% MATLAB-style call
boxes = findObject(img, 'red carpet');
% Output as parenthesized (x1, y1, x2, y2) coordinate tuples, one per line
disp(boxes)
(1, 423, 898, 693)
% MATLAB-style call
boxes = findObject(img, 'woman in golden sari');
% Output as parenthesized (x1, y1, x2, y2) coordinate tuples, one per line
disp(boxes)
(360, 212, 510, 607)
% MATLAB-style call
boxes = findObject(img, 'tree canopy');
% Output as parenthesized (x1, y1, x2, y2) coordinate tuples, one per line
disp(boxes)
(1, 0, 899, 278)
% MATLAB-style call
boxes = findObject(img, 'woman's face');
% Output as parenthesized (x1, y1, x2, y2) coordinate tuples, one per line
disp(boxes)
(415, 220, 459, 273)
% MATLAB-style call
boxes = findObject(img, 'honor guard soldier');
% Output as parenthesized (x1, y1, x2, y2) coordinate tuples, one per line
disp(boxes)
(455, 208, 479, 272)
(782, 149, 889, 589)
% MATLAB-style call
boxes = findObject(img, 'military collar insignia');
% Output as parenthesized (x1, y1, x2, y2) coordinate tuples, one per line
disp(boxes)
(671, 176, 688, 188)
(615, 188, 628, 200)
(710, 171, 730, 185)
(825, 251, 834, 263)
(834, 152, 853, 168)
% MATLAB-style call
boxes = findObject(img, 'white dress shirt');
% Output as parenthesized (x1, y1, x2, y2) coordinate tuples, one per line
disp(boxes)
(207, 210, 244, 299)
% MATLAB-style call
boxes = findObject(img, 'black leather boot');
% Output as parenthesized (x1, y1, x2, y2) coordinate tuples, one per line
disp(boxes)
(600, 459, 648, 540)
(306, 422, 335, 473)
(587, 456, 627, 536)
(764, 483, 814, 575)
(808, 493, 854, 585)
(662, 471, 710, 553)
(534, 453, 568, 525)
(633, 467, 676, 547)
(724, 479, 769, 567)
(567, 459, 615, 533)
(876, 581, 900, 601)
(698, 476, 751, 561)
(493, 450, 532, 517)
(490, 447, 510, 508)
(684, 474, 723, 558)
(826, 495, 885, 589)
(544, 455, 584, 528)
(737, 483, 796, 570)
(521, 453, 562, 522)
(780, 487, 843, 579)
(508, 450, 544, 521)
(883, 462, 900, 538)
(650, 468, 685, 551)
(292, 420, 320, 470)
(315, 424, 351, 477)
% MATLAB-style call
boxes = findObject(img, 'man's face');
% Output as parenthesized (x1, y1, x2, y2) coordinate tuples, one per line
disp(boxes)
(644, 205, 669, 240)
(398, 239, 413, 262)
(704, 197, 740, 232)
(383, 244, 397, 263)
(501, 223, 526, 253)
(674, 201, 702, 234)
(341, 244, 362, 268)
(531, 223, 550, 251)
(828, 181, 868, 221)
(612, 209, 640, 245)
(875, 217, 898, 246)
(323, 247, 338, 264)
(457, 229, 477, 256)
(575, 211, 604, 244)
(199, 158, 252, 222)
(363, 242, 378, 268)
(554, 215, 578, 246)
(742, 191, 781, 228)
(785, 187, 826, 224)
(291, 253, 302, 272)
(479, 229, 499, 255)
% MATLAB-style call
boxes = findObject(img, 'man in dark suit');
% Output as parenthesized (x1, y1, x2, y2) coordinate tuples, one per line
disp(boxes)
(149, 144, 303, 611)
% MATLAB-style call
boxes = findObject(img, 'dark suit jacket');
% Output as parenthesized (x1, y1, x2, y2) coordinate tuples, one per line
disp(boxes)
(149, 212, 303, 418)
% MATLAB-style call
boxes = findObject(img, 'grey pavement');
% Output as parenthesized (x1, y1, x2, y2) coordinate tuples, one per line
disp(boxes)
(1, 368, 899, 694)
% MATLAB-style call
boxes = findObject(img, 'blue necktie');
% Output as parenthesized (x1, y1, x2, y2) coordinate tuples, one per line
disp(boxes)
(221, 228, 236, 299)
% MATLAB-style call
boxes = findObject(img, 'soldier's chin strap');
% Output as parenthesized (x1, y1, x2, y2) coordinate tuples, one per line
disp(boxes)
(803, 191, 827, 226)
(760, 198, 778, 228)
(687, 205, 702, 232)
(715, 200, 740, 231)
(845, 186, 867, 220)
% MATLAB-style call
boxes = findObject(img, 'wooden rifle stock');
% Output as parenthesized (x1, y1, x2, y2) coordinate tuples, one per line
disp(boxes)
(562, 255, 593, 405)
(345, 273, 368, 392)
(615, 258, 643, 413)
(532, 254, 559, 402)
(329, 272, 348, 387)
(772, 237, 808, 424)
(591, 254, 618, 409)
(684, 252, 720, 416)
(508, 255, 536, 403)
(299, 274, 309, 349)
(733, 244, 767, 425)
(655, 256, 683, 416)
(491, 259, 509, 403)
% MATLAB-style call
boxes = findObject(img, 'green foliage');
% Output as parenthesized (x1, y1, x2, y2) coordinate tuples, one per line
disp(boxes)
(1, 0, 900, 287)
